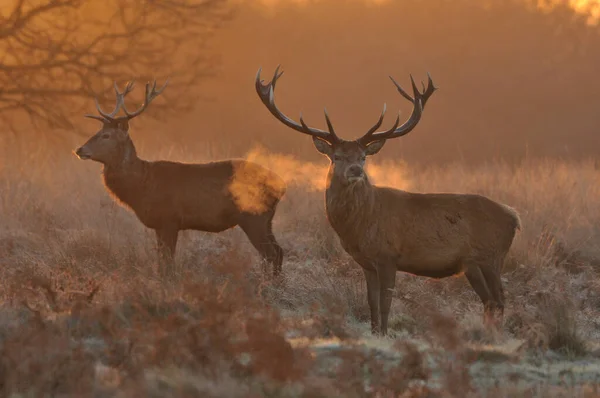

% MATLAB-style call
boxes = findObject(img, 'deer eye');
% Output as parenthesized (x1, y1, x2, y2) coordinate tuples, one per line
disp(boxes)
(101, 133, 110, 139)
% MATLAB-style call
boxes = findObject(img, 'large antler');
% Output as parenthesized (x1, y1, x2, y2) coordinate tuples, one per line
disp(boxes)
(122, 79, 169, 119)
(357, 74, 437, 147)
(85, 82, 135, 122)
(85, 79, 168, 123)
(255, 65, 340, 144)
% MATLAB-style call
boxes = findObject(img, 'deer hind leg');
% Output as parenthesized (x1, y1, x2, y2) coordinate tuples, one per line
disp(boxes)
(479, 260, 506, 327)
(239, 211, 284, 278)
(464, 262, 495, 327)
(155, 227, 179, 274)
(363, 267, 381, 335)
(377, 265, 397, 336)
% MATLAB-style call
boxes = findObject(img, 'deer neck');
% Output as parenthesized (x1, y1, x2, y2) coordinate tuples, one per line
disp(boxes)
(101, 138, 139, 170)
(324, 168, 376, 244)
(102, 139, 147, 209)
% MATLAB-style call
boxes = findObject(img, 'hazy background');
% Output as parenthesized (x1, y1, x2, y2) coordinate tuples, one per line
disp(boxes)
(4, 3, 600, 394)
(151, 0, 600, 165)
(4, 0, 600, 166)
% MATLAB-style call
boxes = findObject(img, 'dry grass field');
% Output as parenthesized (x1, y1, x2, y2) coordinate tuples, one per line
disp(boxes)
(2, 144, 600, 396)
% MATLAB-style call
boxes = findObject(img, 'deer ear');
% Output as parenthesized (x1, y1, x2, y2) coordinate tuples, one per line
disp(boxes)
(312, 137, 333, 157)
(365, 140, 386, 156)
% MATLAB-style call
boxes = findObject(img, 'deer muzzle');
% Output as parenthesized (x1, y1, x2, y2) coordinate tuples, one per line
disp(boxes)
(75, 146, 91, 160)
(345, 164, 365, 182)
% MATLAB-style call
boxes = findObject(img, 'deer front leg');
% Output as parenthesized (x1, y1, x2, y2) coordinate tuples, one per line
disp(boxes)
(155, 227, 179, 272)
(377, 265, 397, 336)
(363, 267, 381, 335)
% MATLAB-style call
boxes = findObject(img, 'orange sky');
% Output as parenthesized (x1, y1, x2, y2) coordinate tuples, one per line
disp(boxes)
(2, 1, 597, 23)
(5, 0, 600, 165)
(249, 0, 600, 24)
(144, 0, 600, 165)
(541, 0, 600, 24)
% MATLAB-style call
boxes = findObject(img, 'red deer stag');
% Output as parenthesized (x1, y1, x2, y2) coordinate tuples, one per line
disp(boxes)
(75, 80, 286, 276)
(256, 66, 521, 335)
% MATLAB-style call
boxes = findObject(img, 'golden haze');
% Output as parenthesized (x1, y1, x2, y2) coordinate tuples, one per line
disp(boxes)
(253, 0, 600, 24)
(4, 0, 600, 166)
(157, 0, 600, 165)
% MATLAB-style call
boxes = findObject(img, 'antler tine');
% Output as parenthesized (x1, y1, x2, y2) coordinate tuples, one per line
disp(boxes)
(410, 75, 420, 98)
(375, 112, 401, 137)
(390, 76, 414, 103)
(358, 73, 437, 146)
(271, 65, 284, 89)
(422, 72, 437, 109)
(323, 108, 339, 139)
(299, 113, 311, 131)
(122, 78, 169, 119)
(356, 104, 387, 145)
(112, 81, 136, 115)
(255, 66, 338, 144)
(84, 114, 109, 122)
(93, 97, 117, 121)
(156, 78, 169, 94)
(87, 81, 135, 122)
(119, 81, 136, 97)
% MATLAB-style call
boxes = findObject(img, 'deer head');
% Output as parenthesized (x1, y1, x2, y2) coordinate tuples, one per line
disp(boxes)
(255, 66, 436, 185)
(75, 80, 168, 165)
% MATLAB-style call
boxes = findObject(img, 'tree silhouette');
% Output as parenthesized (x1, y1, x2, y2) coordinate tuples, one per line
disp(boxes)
(0, 0, 230, 133)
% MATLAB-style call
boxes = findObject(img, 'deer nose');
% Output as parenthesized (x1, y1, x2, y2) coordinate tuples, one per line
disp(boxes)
(346, 165, 364, 179)
(75, 147, 91, 160)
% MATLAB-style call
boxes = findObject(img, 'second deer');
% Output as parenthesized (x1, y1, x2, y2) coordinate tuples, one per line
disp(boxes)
(256, 66, 521, 335)
(75, 80, 286, 276)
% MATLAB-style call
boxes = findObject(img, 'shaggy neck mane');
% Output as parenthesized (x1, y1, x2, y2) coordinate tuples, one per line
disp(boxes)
(325, 167, 376, 240)
(102, 139, 147, 209)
